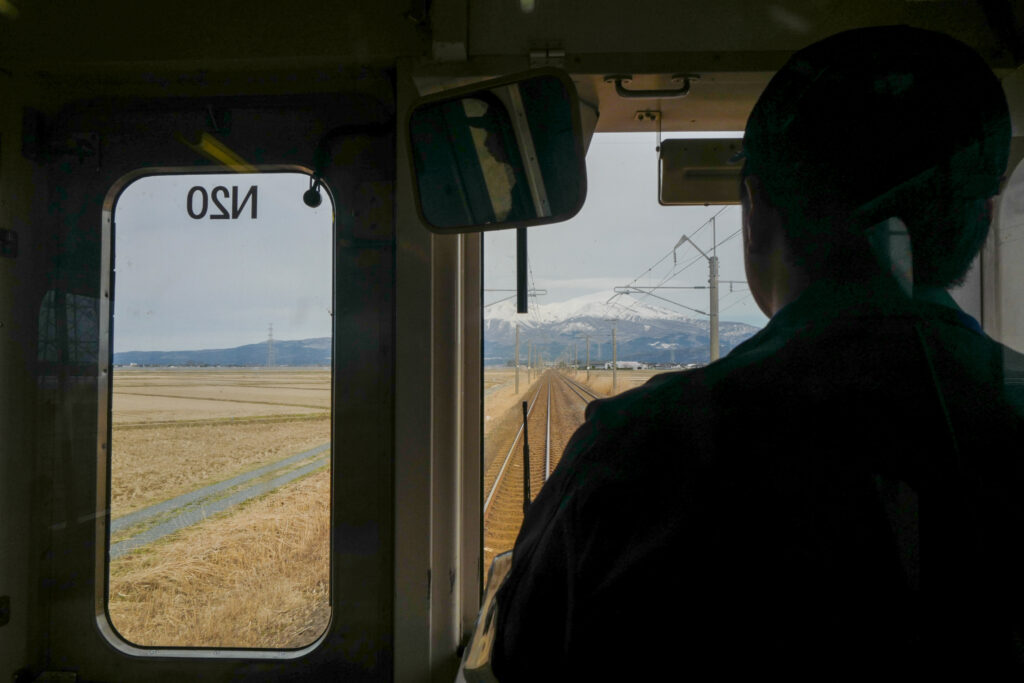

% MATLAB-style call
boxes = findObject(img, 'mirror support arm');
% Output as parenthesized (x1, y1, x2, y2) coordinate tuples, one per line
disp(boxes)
(516, 227, 528, 314)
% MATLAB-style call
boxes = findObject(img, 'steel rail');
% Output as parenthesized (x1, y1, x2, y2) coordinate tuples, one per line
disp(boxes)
(483, 378, 547, 514)
(544, 382, 552, 481)
(560, 372, 600, 403)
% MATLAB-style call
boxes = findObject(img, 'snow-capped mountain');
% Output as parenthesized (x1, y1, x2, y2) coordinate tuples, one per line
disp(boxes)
(486, 290, 690, 326)
(484, 292, 760, 366)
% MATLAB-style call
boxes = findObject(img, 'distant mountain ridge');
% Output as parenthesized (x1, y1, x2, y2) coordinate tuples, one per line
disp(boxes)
(484, 292, 761, 366)
(113, 293, 762, 367)
(114, 337, 331, 367)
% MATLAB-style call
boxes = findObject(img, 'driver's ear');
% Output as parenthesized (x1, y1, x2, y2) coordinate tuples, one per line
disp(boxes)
(742, 174, 779, 255)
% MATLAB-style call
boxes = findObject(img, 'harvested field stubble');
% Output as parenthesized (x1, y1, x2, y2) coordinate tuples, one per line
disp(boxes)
(484, 368, 516, 390)
(577, 369, 671, 397)
(112, 368, 330, 424)
(483, 372, 538, 472)
(110, 368, 331, 517)
(106, 368, 332, 647)
(111, 416, 330, 517)
(112, 395, 322, 424)
(108, 468, 330, 648)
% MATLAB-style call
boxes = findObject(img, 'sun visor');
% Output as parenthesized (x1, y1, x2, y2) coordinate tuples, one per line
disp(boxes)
(659, 138, 743, 205)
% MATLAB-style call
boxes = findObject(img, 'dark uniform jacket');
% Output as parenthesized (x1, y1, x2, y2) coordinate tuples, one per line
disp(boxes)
(492, 277, 1024, 680)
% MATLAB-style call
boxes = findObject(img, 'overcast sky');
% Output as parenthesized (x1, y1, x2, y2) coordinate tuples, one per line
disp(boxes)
(113, 172, 333, 352)
(113, 132, 767, 353)
(485, 132, 769, 329)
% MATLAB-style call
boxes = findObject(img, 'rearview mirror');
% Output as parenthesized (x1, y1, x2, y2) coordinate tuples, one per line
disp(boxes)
(407, 69, 588, 233)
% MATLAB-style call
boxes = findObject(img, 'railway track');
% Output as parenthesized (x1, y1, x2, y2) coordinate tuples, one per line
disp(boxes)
(482, 370, 601, 568)
(111, 370, 599, 566)
(560, 372, 602, 403)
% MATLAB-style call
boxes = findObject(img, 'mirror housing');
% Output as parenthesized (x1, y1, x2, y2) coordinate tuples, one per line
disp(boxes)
(407, 68, 589, 234)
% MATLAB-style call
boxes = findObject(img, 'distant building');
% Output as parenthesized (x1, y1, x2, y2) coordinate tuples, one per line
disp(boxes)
(604, 361, 648, 370)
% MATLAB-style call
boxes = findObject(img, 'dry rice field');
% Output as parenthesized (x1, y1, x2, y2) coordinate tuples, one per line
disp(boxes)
(109, 366, 679, 649)
(573, 368, 672, 397)
(107, 367, 331, 649)
(109, 468, 330, 649)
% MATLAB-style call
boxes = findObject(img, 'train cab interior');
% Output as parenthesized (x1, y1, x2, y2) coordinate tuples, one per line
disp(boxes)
(1, 1, 1023, 680)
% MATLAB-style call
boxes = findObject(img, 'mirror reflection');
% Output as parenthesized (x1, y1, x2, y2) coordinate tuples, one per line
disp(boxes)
(409, 73, 585, 232)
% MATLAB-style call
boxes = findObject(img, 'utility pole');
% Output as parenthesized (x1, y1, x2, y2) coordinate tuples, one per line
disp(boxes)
(671, 228, 720, 362)
(267, 323, 275, 368)
(515, 324, 520, 393)
(528, 341, 532, 383)
(710, 252, 720, 361)
(573, 341, 577, 373)
(710, 216, 720, 362)
(612, 324, 618, 394)
(586, 335, 590, 382)
(614, 212, 749, 365)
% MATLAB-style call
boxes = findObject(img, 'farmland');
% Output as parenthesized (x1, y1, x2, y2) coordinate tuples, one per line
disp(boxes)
(107, 365, 682, 648)
(107, 367, 331, 648)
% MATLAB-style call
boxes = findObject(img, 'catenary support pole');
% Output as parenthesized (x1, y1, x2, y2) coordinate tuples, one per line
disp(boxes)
(612, 325, 618, 394)
(710, 217, 720, 361)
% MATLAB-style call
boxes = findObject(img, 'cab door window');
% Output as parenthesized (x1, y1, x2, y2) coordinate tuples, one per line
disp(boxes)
(104, 171, 333, 649)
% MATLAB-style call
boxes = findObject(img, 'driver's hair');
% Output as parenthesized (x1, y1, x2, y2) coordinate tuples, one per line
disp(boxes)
(740, 162, 995, 289)
(739, 26, 1010, 289)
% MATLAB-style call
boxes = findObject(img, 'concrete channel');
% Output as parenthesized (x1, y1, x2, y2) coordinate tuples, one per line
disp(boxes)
(109, 442, 330, 558)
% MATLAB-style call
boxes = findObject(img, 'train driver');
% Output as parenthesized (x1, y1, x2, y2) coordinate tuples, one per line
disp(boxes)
(491, 25, 1024, 679)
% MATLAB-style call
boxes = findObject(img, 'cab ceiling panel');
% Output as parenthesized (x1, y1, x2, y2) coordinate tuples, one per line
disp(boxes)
(466, 0, 1012, 66)
(575, 71, 770, 133)
(453, 0, 1020, 134)
(0, 0, 426, 72)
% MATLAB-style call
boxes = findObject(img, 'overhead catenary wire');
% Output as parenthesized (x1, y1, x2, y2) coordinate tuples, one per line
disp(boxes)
(720, 293, 754, 314)
(622, 206, 728, 290)
(625, 220, 744, 314)
(484, 288, 549, 309)
(603, 291, 645, 319)
(644, 227, 743, 294)
(648, 252, 705, 289)
(491, 209, 748, 366)
(655, 225, 741, 289)
(626, 208, 737, 298)
(484, 292, 519, 308)
(715, 227, 742, 250)
(609, 208, 749, 365)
